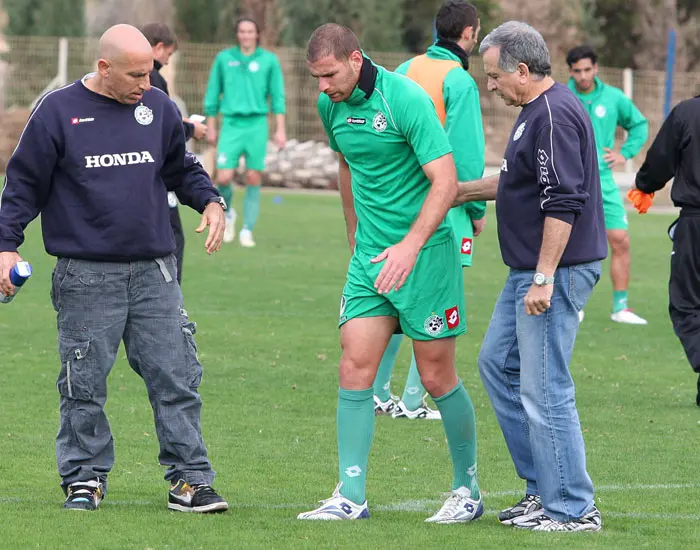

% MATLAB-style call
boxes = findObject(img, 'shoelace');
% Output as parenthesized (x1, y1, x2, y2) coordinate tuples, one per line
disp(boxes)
(437, 493, 469, 516)
(193, 484, 219, 499)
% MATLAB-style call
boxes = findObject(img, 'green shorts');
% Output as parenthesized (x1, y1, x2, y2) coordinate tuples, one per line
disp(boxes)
(339, 238, 467, 340)
(216, 115, 269, 171)
(601, 173, 628, 230)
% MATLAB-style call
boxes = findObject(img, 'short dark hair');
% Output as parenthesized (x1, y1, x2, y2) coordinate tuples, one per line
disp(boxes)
(306, 23, 361, 63)
(566, 45, 598, 67)
(436, 0, 479, 41)
(141, 22, 178, 48)
(235, 17, 260, 35)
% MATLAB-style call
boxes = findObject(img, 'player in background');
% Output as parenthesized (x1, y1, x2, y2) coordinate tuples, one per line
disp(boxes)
(298, 23, 482, 523)
(373, 0, 486, 421)
(204, 17, 286, 248)
(566, 45, 649, 324)
(142, 22, 208, 284)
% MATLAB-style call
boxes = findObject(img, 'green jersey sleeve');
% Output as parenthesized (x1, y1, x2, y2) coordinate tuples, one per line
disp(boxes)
(617, 92, 649, 160)
(394, 79, 452, 166)
(269, 54, 286, 115)
(203, 53, 225, 117)
(443, 69, 486, 220)
(317, 94, 339, 152)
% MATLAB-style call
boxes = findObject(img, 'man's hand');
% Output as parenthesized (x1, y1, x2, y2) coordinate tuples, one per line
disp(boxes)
(472, 217, 486, 237)
(274, 128, 287, 150)
(603, 148, 626, 169)
(0, 251, 22, 297)
(206, 124, 217, 147)
(196, 203, 225, 254)
(370, 238, 421, 294)
(191, 121, 208, 141)
(524, 283, 554, 315)
(627, 188, 654, 214)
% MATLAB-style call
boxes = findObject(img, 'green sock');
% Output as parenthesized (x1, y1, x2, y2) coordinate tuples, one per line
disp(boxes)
(401, 353, 425, 411)
(243, 185, 261, 231)
(433, 381, 480, 498)
(373, 334, 403, 401)
(337, 387, 375, 504)
(613, 290, 628, 313)
(217, 184, 233, 214)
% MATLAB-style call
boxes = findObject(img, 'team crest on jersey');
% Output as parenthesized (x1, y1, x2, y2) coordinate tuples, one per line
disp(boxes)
(424, 313, 445, 336)
(249, 61, 260, 73)
(134, 104, 153, 126)
(595, 105, 606, 118)
(513, 121, 526, 141)
(372, 112, 388, 133)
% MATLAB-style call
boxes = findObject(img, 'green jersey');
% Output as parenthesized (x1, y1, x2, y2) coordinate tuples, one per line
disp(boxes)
(318, 58, 453, 254)
(567, 77, 648, 180)
(396, 44, 485, 266)
(204, 46, 286, 117)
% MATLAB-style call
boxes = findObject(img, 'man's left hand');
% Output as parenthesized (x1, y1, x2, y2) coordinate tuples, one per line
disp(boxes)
(524, 283, 554, 315)
(196, 202, 225, 254)
(274, 128, 287, 150)
(472, 217, 486, 237)
(603, 148, 626, 169)
(370, 239, 421, 294)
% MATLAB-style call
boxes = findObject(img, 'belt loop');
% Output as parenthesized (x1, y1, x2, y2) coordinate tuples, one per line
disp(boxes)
(155, 258, 173, 283)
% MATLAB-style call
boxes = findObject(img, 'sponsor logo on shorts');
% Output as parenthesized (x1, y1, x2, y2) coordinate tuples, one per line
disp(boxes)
(339, 295, 347, 317)
(445, 306, 460, 330)
(461, 237, 473, 255)
(346, 117, 366, 125)
(424, 313, 445, 336)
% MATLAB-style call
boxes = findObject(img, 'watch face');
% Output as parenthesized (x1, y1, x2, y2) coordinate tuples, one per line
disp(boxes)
(534, 273, 545, 285)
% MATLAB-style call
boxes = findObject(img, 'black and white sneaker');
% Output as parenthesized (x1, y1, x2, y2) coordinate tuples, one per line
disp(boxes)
(498, 494, 542, 525)
(63, 479, 104, 511)
(168, 479, 229, 513)
(513, 506, 602, 532)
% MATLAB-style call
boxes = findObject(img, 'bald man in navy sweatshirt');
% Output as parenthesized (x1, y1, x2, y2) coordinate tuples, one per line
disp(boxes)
(0, 24, 228, 513)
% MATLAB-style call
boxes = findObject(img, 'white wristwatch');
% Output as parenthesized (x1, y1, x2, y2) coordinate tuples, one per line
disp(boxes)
(533, 272, 555, 286)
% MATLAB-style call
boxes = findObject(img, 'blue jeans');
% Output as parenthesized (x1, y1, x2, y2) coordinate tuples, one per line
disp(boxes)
(478, 261, 601, 521)
(51, 255, 215, 492)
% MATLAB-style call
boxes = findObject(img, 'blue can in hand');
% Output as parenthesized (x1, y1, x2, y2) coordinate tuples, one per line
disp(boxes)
(0, 261, 33, 304)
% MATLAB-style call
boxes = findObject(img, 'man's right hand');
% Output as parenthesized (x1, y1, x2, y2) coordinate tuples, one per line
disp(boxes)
(0, 251, 22, 297)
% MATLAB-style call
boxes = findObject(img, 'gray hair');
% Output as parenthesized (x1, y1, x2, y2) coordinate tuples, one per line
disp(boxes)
(479, 21, 551, 77)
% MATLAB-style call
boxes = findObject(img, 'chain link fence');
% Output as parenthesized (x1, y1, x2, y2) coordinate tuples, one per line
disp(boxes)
(2, 35, 698, 170)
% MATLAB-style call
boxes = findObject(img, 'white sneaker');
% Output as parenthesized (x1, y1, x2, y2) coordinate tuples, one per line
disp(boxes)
(392, 395, 441, 420)
(239, 228, 256, 248)
(297, 482, 370, 520)
(610, 309, 648, 325)
(513, 506, 602, 532)
(578, 310, 585, 323)
(373, 395, 396, 416)
(425, 486, 483, 524)
(223, 209, 237, 243)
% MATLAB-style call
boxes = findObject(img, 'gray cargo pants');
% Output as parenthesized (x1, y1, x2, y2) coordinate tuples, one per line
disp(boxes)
(50, 255, 215, 492)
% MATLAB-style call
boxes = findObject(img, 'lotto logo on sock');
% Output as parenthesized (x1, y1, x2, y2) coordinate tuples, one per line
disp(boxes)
(345, 465, 362, 478)
(461, 238, 473, 255)
(445, 306, 460, 329)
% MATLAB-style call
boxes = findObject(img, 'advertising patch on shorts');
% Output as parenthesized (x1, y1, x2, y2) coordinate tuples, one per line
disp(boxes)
(445, 306, 460, 329)
(424, 313, 445, 336)
(461, 237, 473, 255)
(339, 295, 347, 323)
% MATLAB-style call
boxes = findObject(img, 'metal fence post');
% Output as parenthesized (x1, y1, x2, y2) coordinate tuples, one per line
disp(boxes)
(58, 37, 68, 87)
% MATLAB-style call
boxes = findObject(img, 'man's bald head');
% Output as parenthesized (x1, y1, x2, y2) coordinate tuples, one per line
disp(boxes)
(98, 24, 153, 63)
(91, 24, 153, 105)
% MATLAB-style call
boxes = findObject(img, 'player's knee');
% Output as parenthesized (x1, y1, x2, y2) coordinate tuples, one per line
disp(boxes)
(339, 353, 375, 389)
(246, 171, 262, 186)
(216, 170, 234, 185)
(608, 231, 630, 254)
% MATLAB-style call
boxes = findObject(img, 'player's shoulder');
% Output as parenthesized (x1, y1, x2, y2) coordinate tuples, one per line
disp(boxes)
(444, 65, 477, 91)
(214, 47, 236, 61)
(258, 47, 280, 61)
(380, 68, 432, 105)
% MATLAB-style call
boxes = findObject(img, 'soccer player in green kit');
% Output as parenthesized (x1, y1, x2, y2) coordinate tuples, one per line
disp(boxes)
(204, 18, 286, 248)
(297, 23, 482, 523)
(373, 0, 486, 421)
(566, 45, 649, 324)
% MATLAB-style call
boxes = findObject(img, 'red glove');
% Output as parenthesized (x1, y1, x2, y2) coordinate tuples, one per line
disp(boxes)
(627, 188, 654, 214)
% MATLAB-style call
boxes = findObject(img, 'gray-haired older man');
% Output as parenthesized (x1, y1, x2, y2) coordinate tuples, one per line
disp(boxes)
(454, 21, 606, 532)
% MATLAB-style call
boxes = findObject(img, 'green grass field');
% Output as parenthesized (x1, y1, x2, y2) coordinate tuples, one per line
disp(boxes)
(1, 191, 698, 549)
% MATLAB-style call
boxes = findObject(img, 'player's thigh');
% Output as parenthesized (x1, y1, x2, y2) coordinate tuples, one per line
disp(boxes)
(412, 337, 458, 396)
(601, 175, 628, 230)
(216, 119, 246, 171)
(243, 118, 269, 172)
(390, 239, 467, 341)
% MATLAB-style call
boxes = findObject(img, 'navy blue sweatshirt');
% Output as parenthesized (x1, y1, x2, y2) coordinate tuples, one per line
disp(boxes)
(496, 82, 607, 269)
(0, 76, 219, 260)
